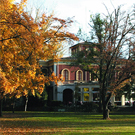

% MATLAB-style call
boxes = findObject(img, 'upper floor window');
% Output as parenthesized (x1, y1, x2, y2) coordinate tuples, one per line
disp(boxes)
(64, 70, 68, 81)
(62, 69, 70, 81)
(76, 70, 83, 81)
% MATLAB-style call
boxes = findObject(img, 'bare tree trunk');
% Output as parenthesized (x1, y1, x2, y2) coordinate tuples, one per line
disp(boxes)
(12, 97, 15, 113)
(102, 87, 109, 119)
(103, 103, 110, 119)
(102, 92, 111, 119)
(102, 99, 107, 119)
(0, 98, 2, 117)
(25, 96, 28, 112)
(12, 102, 15, 113)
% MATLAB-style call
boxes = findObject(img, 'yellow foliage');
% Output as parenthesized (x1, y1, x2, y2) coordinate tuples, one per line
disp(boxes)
(31, 90, 35, 96)
(0, 0, 78, 99)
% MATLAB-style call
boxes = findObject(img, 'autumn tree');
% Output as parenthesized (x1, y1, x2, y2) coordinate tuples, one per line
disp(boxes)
(72, 6, 135, 119)
(0, 0, 78, 116)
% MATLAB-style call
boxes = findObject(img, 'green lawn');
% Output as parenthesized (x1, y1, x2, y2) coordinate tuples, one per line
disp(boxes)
(0, 110, 135, 135)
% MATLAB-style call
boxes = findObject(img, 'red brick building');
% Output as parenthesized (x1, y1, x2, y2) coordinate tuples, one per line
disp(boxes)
(40, 42, 133, 106)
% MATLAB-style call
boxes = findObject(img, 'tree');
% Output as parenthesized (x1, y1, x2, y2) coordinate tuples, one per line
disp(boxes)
(118, 78, 135, 104)
(72, 6, 135, 119)
(0, 0, 78, 116)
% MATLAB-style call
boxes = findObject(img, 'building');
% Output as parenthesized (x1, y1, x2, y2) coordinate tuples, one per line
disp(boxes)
(40, 42, 134, 106)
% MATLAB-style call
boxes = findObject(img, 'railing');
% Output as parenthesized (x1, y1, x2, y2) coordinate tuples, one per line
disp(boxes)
(61, 80, 98, 85)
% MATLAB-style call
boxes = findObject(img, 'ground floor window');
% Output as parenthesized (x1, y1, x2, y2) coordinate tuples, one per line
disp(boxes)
(92, 88, 100, 102)
(75, 87, 100, 102)
(84, 93, 89, 101)
(93, 93, 99, 101)
(83, 88, 89, 102)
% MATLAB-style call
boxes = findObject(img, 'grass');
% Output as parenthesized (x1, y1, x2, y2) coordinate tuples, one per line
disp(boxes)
(0, 109, 135, 135)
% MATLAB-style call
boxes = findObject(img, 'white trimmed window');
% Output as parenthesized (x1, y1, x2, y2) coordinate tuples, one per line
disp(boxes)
(76, 70, 83, 81)
(83, 88, 89, 101)
(62, 69, 70, 81)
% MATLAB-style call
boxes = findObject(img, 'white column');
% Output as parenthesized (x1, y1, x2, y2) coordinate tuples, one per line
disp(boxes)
(57, 86, 63, 101)
(89, 87, 93, 101)
(54, 64, 57, 75)
(57, 92, 63, 102)
(130, 98, 133, 106)
(121, 95, 125, 106)
(85, 71, 87, 82)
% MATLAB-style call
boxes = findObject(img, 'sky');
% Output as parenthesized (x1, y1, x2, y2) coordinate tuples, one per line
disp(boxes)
(15, 0, 135, 56)
(15, 0, 134, 33)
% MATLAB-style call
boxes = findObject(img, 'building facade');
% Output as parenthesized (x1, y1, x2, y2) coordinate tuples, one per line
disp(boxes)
(40, 42, 134, 106)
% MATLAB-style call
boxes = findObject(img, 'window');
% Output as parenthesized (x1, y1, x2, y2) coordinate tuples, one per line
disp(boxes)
(62, 69, 70, 81)
(83, 88, 89, 101)
(76, 70, 83, 81)
(92, 88, 100, 101)
(78, 71, 82, 81)
(63, 70, 68, 81)
(93, 93, 99, 101)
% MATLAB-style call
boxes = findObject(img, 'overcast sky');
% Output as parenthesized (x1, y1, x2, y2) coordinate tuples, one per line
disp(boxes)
(15, 0, 135, 56)
(15, 0, 134, 34)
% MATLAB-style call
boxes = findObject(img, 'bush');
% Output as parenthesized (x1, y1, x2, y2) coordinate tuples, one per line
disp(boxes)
(133, 101, 135, 108)
(49, 101, 63, 107)
(79, 102, 99, 112)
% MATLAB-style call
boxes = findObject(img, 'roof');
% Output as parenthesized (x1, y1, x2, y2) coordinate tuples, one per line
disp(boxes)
(70, 41, 93, 49)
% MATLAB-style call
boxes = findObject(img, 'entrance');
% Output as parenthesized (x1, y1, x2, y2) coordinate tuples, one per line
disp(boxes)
(63, 89, 73, 105)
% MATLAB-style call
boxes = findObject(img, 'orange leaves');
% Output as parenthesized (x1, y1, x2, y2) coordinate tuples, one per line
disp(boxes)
(48, 72, 63, 85)
(28, 70, 36, 79)
(0, 0, 78, 100)
(0, 68, 13, 96)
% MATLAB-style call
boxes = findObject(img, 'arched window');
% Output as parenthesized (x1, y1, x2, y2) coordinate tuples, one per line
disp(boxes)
(78, 71, 82, 81)
(76, 70, 83, 81)
(62, 69, 70, 81)
(64, 70, 68, 81)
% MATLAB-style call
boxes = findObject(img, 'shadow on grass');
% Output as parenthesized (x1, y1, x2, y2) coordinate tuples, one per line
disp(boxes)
(2, 119, 135, 128)
(1, 112, 135, 129)
(1, 111, 135, 134)
(3, 112, 102, 119)
(3, 111, 135, 120)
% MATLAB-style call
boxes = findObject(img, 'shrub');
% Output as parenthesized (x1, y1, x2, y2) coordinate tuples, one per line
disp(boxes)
(80, 102, 99, 112)
(49, 101, 63, 107)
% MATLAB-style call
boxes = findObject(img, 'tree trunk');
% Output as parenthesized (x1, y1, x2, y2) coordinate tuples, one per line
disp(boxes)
(102, 92, 111, 119)
(12, 97, 15, 113)
(25, 96, 28, 112)
(0, 98, 2, 117)
(102, 88, 110, 119)
(103, 104, 110, 119)
(12, 102, 15, 113)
